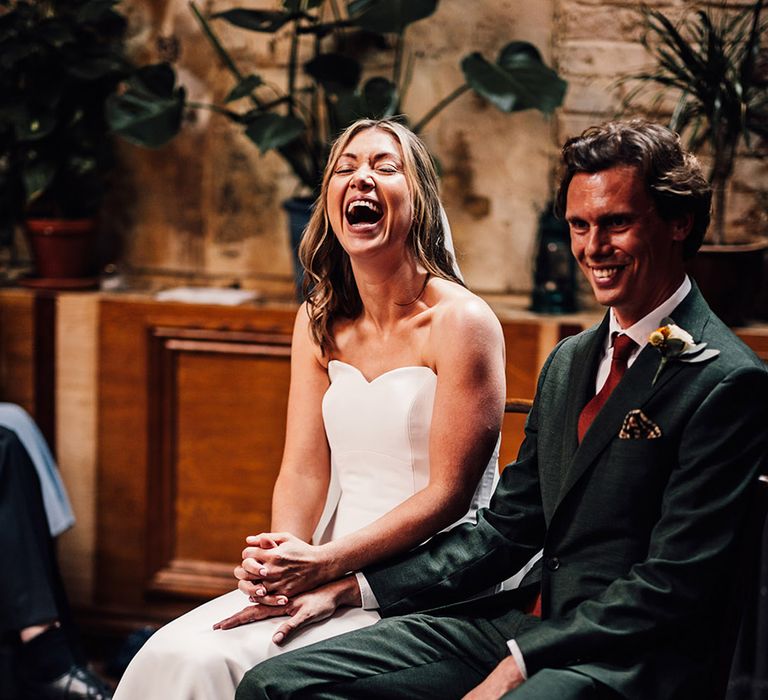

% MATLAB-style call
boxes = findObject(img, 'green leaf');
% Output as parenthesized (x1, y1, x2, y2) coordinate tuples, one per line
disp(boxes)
(347, 0, 439, 34)
(212, 8, 292, 33)
(327, 89, 367, 133)
(461, 42, 566, 114)
(362, 76, 398, 117)
(22, 159, 57, 204)
(497, 41, 543, 68)
(14, 109, 57, 142)
(67, 55, 126, 81)
(225, 74, 263, 102)
(76, 0, 123, 24)
(0, 40, 39, 70)
(243, 112, 305, 152)
(304, 53, 361, 93)
(106, 63, 186, 148)
(282, 0, 323, 10)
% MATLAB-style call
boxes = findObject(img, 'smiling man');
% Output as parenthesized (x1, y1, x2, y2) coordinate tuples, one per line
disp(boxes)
(235, 121, 768, 700)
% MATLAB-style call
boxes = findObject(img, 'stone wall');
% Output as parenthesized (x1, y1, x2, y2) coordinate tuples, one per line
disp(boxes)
(111, 0, 767, 298)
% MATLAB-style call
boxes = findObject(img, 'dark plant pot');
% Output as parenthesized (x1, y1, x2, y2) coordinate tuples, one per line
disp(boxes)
(686, 240, 768, 327)
(24, 218, 98, 284)
(282, 197, 314, 300)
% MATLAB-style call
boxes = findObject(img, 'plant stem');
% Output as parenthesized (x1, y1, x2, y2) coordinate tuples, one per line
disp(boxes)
(393, 32, 404, 90)
(287, 19, 300, 117)
(188, 1, 263, 108)
(412, 83, 471, 133)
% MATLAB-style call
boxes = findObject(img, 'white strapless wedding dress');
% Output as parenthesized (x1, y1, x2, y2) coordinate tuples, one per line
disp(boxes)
(114, 361, 499, 699)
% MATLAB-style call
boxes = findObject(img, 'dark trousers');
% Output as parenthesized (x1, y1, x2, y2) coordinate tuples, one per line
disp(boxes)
(235, 606, 618, 700)
(0, 427, 80, 697)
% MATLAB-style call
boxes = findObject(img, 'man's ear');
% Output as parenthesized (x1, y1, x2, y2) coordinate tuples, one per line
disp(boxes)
(671, 213, 693, 242)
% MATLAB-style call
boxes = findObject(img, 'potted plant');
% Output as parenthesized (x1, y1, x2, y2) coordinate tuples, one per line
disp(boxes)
(108, 0, 566, 294)
(622, 0, 768, 324)
(0, 0, 184, 286)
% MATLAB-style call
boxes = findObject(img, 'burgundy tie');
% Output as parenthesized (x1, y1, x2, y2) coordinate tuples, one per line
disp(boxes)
(577, 333, 637, 443)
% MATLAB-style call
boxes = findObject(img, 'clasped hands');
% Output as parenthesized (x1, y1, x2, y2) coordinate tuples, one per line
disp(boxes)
(212, 533, 353, 645)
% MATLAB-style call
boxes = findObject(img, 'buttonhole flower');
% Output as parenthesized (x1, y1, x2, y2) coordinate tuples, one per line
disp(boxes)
(648, 317, 720, 385)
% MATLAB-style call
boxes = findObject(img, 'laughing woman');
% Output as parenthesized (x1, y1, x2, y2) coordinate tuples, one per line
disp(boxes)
(114, 119, 506, 699)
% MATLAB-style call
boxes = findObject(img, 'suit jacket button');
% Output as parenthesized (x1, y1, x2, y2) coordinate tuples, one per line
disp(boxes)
(546, 556, 560, 571)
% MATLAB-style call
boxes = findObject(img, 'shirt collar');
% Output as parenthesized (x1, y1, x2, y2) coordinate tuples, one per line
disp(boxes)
(607, 276, 692, 350)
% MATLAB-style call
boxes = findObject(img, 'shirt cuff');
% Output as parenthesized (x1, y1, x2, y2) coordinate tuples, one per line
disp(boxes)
(354, 572, 380, 610)
(506, 640, 528, 680)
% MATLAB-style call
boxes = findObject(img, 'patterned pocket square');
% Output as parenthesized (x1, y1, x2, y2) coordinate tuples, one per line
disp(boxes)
(619, 409, 662, 439)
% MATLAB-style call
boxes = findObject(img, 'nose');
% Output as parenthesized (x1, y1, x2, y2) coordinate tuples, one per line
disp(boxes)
(584, 225, 612, 258)
(351, 167, 375, 191)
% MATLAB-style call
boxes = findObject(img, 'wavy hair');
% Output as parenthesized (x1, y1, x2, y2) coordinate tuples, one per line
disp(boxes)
(555, 120, 712, 259)
(299, 119, 464, 354)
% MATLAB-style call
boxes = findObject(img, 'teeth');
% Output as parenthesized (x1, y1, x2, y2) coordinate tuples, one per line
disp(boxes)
(592, 267, 621, 279)
(346, 200, 381, 215)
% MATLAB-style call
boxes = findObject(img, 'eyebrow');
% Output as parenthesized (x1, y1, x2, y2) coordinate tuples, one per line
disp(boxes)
(337, 151, 402, 162)
(566, 212, 635, 224)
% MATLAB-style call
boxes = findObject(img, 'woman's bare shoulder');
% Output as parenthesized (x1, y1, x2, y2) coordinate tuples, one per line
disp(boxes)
(427, 278, 501, 339)
(293, 302, 328, 369)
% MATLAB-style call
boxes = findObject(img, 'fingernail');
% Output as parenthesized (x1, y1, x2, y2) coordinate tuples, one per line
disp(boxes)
(259, 567, 268, 577)
(212, 624, 219, 630)
(256, 587, 266, 596)
(277, 597, 287, 605)
(273, 632, 284, 644)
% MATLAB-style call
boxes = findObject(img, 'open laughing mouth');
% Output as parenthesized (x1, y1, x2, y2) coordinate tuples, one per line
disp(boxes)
(345, 199, 383, 226)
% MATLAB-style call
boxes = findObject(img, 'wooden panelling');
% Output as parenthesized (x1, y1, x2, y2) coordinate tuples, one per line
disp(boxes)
(146, 327, 291, 599)
(500, 320, 540, 469)
(0, 289, 36, 413)
(736, 327, 768, 364)
(498, 320, 585, 469)
(56, 293, 100, 607)
(96, 299, 296, 623)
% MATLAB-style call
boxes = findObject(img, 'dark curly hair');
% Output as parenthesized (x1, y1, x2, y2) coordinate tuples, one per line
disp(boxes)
(555, 120, 712, 259)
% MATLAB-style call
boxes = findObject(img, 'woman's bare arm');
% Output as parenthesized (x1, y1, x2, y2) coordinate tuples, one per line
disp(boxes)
(267, 304, 331, 541)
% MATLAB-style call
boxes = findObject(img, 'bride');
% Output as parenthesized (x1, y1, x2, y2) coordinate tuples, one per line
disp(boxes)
(114, 118, 506, 699)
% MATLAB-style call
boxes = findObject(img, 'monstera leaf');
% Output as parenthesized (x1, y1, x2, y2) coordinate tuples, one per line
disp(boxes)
(106, 63, 185, 148)
(244, 112, 305, 152)
(347, 0, 438, 34)
(211, 8, 295, 33)
(461, 41, 566, 114)
(305, 53, 361, 94)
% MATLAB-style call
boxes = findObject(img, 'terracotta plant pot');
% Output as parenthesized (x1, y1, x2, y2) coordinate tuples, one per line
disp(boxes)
(686, 240, 768, 327)
(25, 218, 97, 281)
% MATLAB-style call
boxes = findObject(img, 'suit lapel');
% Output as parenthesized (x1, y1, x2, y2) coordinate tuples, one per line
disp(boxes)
(563, 319, 607, 457)
(556, 284, 712, 508)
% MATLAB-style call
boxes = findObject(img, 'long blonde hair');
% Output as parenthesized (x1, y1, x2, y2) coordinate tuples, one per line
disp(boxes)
(299, 118, 463, 354)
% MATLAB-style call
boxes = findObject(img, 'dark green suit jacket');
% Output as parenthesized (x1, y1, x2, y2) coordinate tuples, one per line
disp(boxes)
(365, 285, 768, 699)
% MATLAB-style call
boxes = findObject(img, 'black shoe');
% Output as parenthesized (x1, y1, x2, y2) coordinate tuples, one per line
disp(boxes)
(22, 664, 113, 699)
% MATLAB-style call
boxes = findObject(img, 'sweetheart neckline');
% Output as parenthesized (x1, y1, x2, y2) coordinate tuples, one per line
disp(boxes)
(328, 359, 436, 385)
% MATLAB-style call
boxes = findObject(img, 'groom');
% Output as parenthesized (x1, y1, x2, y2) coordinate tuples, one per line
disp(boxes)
(236, 120, 768, 699)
